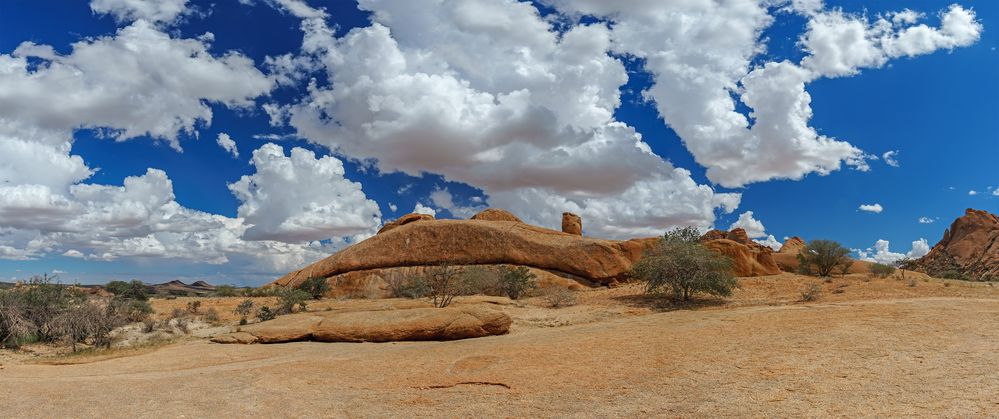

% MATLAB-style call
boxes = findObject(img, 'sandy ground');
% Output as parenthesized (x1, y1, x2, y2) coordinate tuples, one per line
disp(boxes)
(2, 273, 999, 417)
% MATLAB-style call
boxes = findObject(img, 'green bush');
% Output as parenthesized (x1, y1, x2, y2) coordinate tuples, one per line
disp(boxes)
(796, 240, 852, 277)
(632, 227, 737, 302)
(870, 263, 896, 278)
(233, 299, 254, 325)
(460, 266, 502, 296)
(297, 277, 329, 299)
(497, 266, 536, 300)
(275, 289, 310, 314)
(213, 285, 240, 297)
(257, 306, 276, 321)
(104, 280, 149, 301)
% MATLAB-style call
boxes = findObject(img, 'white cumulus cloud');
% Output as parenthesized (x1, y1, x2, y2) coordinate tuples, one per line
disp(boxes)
(228, 143, 381, 243)
(90, 0, 190, 24)
(882, 150, 900, 167)
(918, 216, 935, 224)
(856, 238, 931, 264)
(216, 133, 239, 158)
(859, 203, 883, 213)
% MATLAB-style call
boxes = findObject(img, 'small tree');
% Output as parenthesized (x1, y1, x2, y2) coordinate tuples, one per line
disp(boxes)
(104, 280, 149, 301)
(797, 240, 852, 277)
(632, 227, 737, 302)
(894, 257, 915, 280)
(838, 258, 854, 276)
(497, 266, 536, 300)
(425, 263, 463, 308)
(870, 263, 896, 278)
(297, 277, 329, 300)
(233, 299, 254, 325)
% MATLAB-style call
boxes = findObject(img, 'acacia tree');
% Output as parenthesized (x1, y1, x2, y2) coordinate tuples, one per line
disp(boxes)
(632, 227, 737, 302)
(796, 240, 852, 277)
(894, 257, 916, 280)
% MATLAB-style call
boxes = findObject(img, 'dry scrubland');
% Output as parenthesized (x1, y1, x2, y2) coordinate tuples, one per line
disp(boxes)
(3, 272, 999, 417)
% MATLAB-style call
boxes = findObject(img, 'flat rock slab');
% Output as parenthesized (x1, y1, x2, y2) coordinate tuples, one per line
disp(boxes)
(212, 306, 511, 344)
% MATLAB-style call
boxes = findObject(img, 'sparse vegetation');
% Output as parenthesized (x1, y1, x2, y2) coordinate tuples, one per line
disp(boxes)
(275, 289, 310, 314)
(460, 266, 502, 296)
(934, 270, 966, 280)
(385, 270, 431, 299)
(233, 299, 254, 325)
(839, 259, 854, 276)
(104, 280, 149, 300)
(0, 274, 154, 350)
(298, 277, 329, 299)
(497, 266, 537, 300)
(424, 263, 463, 308)
(871, 263, 896, 278)
(800, 283, 821, 302)
(541, 286, 577, 308)
(796, 240, 852, 277)
(213, 285, 239, 297)
(203, 308, 220, 324)
(256, 306, 276, 321)
(186, 300, 202, 314)
(632, 227, 737, 302)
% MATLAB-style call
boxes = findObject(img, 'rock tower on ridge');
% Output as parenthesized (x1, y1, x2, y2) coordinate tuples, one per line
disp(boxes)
(562, 212, 582, 235)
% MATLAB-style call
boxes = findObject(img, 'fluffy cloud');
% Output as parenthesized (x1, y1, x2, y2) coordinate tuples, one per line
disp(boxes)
(882, 150, 900, 167)
(429, 188, 484, 219)
(800, 5, 981, 77)
(755, 235, 782, 251)
(859, 203, 883, 213)
(968, 190, 978, 196)
(546, 1, 978, 187)
(856, 238, 930, 264)
(276, 0, 739, 238)
(730, 211, 767, 239)
(918, 216, 936, 224)
(0, 20, 273, 153)
(90, 0, 190, 24)
(412, 203, 437, 217)
(228, 143, 381, 243)
(216, 133, 239, 158)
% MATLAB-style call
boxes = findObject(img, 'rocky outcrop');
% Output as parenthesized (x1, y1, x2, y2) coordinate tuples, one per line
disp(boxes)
(915, 208, 999, 280)
(702, 239, 781, 276)
(562, 212, 582, 236)
(471, 208, 522, 222)
(699, 229, 781, 276)
(273, 218, 659, 288)
(212, 306, 512, 344)
(778, 237, 806, 254)
(377, 213, 434, 234)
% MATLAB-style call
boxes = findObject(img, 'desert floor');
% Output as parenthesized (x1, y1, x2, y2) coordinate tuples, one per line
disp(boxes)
(2, 272, 999, 417)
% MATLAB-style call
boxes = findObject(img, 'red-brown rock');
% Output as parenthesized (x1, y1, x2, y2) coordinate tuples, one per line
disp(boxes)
(471, 208, 522, 222)
(211, 306, 512, 344)
(915, 208, 999, 280)
(702, 239, 781, 276)
(272, 218, 660, 288)
(562, 212, 582, 236)
(778, 236, 806, 255)
(377, 213, 435, 234)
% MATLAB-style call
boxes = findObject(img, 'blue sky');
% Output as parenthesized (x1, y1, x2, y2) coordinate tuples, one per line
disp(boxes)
(0, 0, 995, 285)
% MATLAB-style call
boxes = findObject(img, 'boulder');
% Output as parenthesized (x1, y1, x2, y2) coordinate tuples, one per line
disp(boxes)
(725, 228, 752, 245)
(272, 219, 659, 288)
(471, 208, 522, 222)
(778, 237, 806, 254)
(212, 306, 512, 344)
(378, 213, 434, 235)
(562, 212, 582, 236)
(702, 239, 781, 276)
(915, 208, 999, 280)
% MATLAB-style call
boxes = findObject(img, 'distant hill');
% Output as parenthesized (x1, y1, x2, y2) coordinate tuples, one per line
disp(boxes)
(916, 208, 999, 280)
(150, 280, 217, 296)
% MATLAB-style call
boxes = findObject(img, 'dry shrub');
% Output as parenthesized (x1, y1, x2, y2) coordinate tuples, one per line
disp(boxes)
(800, 283, 821, 302)
(542, 286, 578, 308)
(203, 308, 220, 324)
(186, 300, 202, 314)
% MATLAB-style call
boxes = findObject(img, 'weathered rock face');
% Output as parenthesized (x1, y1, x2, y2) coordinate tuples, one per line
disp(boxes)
(698, 229, 781, 276)
(778, 237, 806, 254)
(378, 213, 434, 234)
(702, 239, 781, 276)
(562, 212, 582, 235)
(471, 208, 522, 222)
(212, 306, 512, 344)
(726, 228, 751, 245)
(916, 208, 999, 280)
(273, 218, 659, 288)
